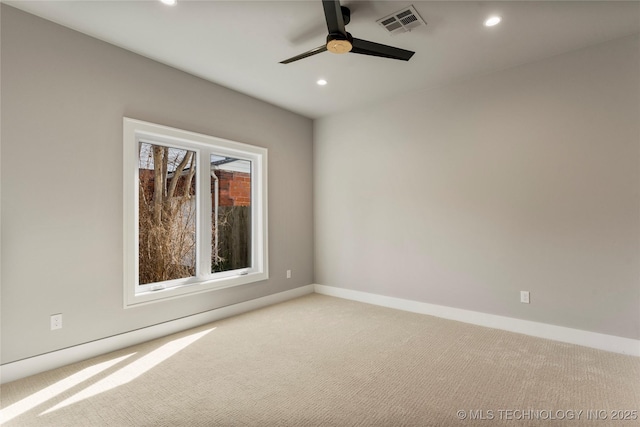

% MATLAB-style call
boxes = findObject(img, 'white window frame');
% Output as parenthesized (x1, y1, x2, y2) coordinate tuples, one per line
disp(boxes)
(123, 118, 268, 308)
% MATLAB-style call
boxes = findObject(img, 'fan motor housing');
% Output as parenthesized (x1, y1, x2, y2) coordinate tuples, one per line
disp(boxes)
(341, 6, 351, 25)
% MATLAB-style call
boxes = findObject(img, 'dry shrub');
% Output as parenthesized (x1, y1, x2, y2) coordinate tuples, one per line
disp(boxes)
(138, 145, 196, 285)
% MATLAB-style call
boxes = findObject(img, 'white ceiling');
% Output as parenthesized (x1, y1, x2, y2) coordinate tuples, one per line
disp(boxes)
(6, 0, 640, 119)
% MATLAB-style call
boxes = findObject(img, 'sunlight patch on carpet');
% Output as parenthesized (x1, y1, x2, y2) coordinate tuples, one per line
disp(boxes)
(39, 327, 215, 415)
(0, 353, 135, 424)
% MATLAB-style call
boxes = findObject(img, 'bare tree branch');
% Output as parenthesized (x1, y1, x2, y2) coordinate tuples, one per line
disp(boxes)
(185, 154, 196, 198)
(152, 146, 164, 224)
(167, 151, 192, 199)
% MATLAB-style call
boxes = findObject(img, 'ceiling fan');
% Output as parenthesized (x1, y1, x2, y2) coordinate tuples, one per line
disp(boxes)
(280, 0, 415, 64)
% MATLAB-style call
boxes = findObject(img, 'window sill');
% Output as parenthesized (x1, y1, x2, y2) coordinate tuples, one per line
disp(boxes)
(124, 271, 269, 308)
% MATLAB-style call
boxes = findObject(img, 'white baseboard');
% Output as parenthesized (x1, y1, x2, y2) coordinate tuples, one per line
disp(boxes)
(314, 284, 640, 357)
(0, 285, 314, 384)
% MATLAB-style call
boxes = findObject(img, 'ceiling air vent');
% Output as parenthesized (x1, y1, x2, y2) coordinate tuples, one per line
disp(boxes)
(376, 5, 426, 36)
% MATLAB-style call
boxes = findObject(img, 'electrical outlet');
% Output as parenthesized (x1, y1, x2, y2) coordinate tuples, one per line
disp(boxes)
(51, 314, 63, 330)
(286, 270, 292, 279)
(520, 291, 530, 304)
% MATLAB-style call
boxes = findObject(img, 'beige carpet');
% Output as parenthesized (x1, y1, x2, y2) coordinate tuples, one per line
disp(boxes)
(1, 294, 639, 426)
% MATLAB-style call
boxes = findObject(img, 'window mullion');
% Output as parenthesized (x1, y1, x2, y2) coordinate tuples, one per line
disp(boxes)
(198, 149, 213, 278)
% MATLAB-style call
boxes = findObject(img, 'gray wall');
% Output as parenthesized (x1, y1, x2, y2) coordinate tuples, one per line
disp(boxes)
(314, 35, 640, 340)
(1, 5, 313, 364)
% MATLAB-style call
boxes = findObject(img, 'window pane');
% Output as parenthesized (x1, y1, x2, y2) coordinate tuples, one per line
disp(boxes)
(211, 155, 251, 273)
(138, 142, 197, 285)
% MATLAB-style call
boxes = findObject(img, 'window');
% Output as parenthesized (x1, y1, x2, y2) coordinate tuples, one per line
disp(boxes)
(124, 118, 268, 307)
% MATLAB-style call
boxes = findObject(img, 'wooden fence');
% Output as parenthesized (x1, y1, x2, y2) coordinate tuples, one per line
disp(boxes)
(213, 206, 251, 272)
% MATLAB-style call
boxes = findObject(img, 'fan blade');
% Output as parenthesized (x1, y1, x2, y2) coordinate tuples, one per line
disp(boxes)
(351, 38, 415, 61)
(323, 0, 346, 35)
(280, 45, 328, 64)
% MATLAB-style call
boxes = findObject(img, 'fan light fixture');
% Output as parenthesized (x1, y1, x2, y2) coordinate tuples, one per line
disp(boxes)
(317, 79, 328, 86)
(160, 0, 177, 6)
(484, 16, 502, 27)
(327, 39, 352, 54)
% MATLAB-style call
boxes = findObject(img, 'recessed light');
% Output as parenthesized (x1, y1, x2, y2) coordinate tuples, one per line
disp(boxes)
(160, 0, 177, 6)
(484, 16, 502, 27)
(317, 79, 328, 86)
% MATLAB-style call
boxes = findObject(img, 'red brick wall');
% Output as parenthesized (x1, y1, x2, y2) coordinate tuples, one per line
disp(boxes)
(215, 170, 251, 207)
